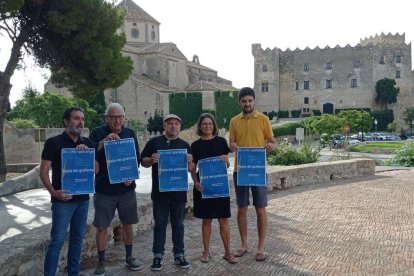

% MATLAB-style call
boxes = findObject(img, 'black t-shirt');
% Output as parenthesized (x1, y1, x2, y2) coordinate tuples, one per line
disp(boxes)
(141, 135, 191, 202)
(191, 136, 230, 165)
(89, 124, 140, 195)
(41, 131, 95, 202)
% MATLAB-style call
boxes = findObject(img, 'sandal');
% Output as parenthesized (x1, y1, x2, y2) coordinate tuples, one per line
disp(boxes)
(223, 253, 238, 264)
(233, 248, 247, 257)
(200, 251, 211, 263)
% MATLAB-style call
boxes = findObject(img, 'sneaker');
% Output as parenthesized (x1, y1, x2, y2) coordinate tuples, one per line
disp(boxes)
(151, 258, 162, 271)
(94, 261, 106, 276)
(174, 256, 190, 269)
(126, 256, 143, 271)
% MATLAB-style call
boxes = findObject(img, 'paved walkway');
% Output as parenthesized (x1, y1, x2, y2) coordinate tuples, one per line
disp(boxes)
(79, 169, 414, 276)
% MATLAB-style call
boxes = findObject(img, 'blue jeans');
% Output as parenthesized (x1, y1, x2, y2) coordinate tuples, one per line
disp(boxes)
(44, 200, 89, 276)
(152, 198, 186, 259)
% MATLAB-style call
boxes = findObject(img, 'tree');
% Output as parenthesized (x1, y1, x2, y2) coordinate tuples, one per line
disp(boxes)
(402, 107, 414, 130)
(9, 91, 99, 129)
(337, 110, 373, 134)
(375, 78, 399, 110)
(0, 0, 133, 180)
(309, 114, 342, 136)
(9, 118, 39, 128)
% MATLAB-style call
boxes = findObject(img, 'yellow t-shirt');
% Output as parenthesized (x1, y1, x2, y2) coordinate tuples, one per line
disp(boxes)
(229, 111, 274, 171)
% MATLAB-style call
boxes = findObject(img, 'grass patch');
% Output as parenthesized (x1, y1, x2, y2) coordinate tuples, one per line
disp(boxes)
(351, 141, 406, 153)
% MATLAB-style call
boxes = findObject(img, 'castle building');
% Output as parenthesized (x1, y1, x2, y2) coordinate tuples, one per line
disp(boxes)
(107, 0, 234, 124)
(252, 33, 414, 124)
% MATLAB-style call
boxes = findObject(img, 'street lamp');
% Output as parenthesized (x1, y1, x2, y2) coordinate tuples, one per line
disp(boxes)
(374, 119, 378, 140)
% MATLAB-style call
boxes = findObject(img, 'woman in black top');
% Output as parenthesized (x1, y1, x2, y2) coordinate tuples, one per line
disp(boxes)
(191, 113, 237, 264)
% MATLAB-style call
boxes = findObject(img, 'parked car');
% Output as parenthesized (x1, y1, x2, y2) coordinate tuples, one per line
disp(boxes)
(386, 133, 401, 141)
(331, 134, 345, 148)
(347, 138, 361, 145)
(372, 133, 387, 141)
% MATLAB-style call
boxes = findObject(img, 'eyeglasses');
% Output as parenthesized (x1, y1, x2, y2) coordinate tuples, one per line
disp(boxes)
(106, 115, 125, 121)
(201, 122, 213, 126)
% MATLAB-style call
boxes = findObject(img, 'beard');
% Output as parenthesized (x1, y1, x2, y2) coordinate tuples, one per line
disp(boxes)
(242, 106, 254, 115)
(68, 125, 83, 136)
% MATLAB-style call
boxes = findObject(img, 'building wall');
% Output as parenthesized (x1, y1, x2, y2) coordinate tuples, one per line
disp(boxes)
(253, 34, 414, 124)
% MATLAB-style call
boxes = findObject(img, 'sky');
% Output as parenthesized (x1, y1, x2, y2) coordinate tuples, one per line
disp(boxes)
(1, 0, 413, 107)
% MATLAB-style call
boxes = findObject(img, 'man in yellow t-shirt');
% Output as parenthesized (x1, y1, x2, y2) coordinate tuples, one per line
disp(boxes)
(229, 87, 276, 262)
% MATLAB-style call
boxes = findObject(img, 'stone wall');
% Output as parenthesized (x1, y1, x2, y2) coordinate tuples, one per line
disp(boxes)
(3, 123, 89, 165)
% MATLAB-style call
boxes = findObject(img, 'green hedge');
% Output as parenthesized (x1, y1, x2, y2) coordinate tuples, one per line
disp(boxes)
(291, 109, 301, 118)
(169, 92, 202, 129)
(273, 122, 303, 136)
(278, 110, 289, 118)
(312, 110, 321, 116)
(214, 90, 239, 129)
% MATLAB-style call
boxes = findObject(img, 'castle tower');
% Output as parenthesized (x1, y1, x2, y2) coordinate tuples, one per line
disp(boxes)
(117, 0, 160, 45)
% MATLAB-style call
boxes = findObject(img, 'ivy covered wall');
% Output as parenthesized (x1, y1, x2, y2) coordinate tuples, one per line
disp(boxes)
(214, 90, 239, 129)
(169, 92, 202, 129)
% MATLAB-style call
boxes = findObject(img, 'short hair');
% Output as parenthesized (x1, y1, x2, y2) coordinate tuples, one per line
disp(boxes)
(238, 87, 255, 101)
(196, 113, 218, 136)
(62, 107, 84, 127)
(105, 103, 125, 116)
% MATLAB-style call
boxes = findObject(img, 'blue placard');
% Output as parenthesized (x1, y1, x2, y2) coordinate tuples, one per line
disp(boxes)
(198, 156, 229, 199)
(237, 147, 266, 187)
(61, 148, 95, 195)
(158, 149, 189, 192)
(104, 138, 139, 184)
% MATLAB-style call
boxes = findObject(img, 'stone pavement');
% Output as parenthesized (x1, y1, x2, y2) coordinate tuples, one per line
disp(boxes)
(79, 169, 414, 276)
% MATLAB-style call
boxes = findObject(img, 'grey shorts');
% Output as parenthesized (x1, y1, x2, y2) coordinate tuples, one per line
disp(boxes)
(93, 189, 138, 228)
(233, 172, 268, 208)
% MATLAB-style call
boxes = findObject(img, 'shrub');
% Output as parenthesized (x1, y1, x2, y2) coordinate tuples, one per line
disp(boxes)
(312, 110, 322, 116)
(299, 140, 321, 163)
(277, 110, 289, 118)
(291, 109, 301, 118)
(390, 141, 414, 167)
(267, 111, 278, 120)
(9, 118, 39, 128)
(273, 122, 303, 136)
(267, 144, 303, 165)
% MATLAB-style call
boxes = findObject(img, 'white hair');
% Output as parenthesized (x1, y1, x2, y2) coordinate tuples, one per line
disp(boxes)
(105, 103, 125, 115)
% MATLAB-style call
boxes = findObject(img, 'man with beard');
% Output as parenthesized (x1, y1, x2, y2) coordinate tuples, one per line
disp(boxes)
(141, 114, 196, 271)
(89, 103, 141, 275)
(40, 107, 98, 276)
(229, 87, 277, 262)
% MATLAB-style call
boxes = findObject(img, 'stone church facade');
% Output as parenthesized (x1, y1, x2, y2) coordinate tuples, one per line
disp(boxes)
(106, 0, 234, 124)
(252, 33, 414, 124)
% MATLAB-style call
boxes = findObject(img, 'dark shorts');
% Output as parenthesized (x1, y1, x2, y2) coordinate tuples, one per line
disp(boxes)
(93, 189, 138, 228)
(233, 172, 268, 208)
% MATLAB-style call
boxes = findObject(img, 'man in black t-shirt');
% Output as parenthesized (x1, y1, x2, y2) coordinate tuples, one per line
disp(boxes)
(40, 107, 98, 276)
(141, 114, 196, 271)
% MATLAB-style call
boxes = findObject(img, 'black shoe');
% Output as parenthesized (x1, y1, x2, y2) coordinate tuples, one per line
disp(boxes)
(151, 258, 162, 271)
(174, 256, 190, 269)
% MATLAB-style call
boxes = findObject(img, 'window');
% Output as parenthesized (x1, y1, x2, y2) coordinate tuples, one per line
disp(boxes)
(396, 55, 401, 63)
(379, 55, 385, 64)
(304, 81, 310, 90)
(132, 22, 137, 26)
(304, 64, 310, 71)
(151, 31, 156, 40)
(353, 60, 360, 68)
(351, 79, 358, 88)
(325, 62, 332, 69)
(261, 82, 269, 92)
(304, 97, 309, 104)
(326, 79, 332, 89)
(295, 81, 299, 90)
(396, 70, 401, 79)
(302, 108, 310, 113)
(131, 28, 139, 39)
(262, 64, 268, 72)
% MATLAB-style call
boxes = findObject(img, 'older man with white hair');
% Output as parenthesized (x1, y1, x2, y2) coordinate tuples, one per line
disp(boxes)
(89, 103, 141, 276)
